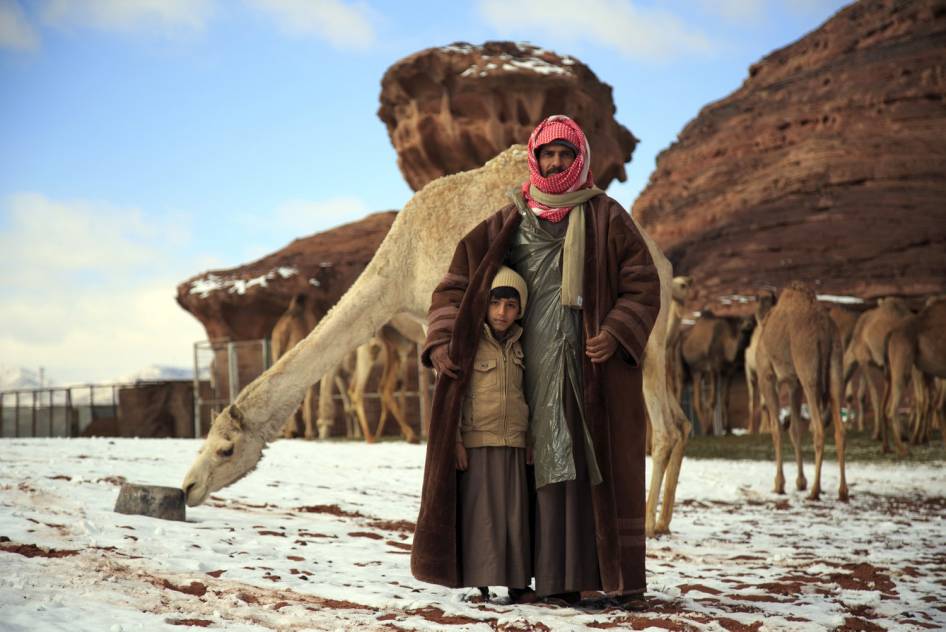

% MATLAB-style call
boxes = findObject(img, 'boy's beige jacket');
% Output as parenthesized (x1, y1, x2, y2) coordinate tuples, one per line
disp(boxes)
(459, 323, 529, 448)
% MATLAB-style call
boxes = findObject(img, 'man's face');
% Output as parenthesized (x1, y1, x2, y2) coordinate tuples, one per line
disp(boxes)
(487, 296, 520, 335)
(538, 143, 576, 177)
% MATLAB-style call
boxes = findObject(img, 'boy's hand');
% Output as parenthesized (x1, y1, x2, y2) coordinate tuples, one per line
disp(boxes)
(455, 442, 468, 470)
(586, 330, 618, 363)
(431, 344, 460, 378)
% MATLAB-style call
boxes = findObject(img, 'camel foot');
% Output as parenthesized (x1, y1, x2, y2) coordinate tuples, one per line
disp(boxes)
(318, 427, 331, 440)
(653, 521, 671, 536)
(806, 489, 821, 502)
(838, 487, 850, 502)
(406, 435, 420, 445)
(774, 484, 786, 495)
(796, 477, 807, 492)
(303, 431, 317, 441)
(281, 430, 298, 440)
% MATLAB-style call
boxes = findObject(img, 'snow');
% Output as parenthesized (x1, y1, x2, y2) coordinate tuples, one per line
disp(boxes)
(188, 267, 299, 298)
(1, 439, 944, 630)
(449, 42, 574, 79)
(816, 295, 866, 305)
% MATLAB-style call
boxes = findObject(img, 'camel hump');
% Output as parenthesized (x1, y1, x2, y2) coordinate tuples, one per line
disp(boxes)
(785, 280, 817, 299)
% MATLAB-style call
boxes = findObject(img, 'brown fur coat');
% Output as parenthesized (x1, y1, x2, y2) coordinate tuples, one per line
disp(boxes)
(411, 193, 660, 594)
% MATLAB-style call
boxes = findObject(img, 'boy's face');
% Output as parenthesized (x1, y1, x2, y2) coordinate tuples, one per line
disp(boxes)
(487, 296, 520, 334)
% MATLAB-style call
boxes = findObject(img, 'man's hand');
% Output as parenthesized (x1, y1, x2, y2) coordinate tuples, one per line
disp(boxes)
(431, 343, 460, 379)
(455, 442, 468, 471)
(586, 329, 619, 364)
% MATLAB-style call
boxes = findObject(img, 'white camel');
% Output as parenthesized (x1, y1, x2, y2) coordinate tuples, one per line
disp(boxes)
(181, 145, 691, 537)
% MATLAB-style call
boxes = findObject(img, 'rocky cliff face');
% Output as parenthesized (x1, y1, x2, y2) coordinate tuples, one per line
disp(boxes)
(633, 0, 946, 311)
(176, 212, 396, 341)
(379, 41, 637, 191)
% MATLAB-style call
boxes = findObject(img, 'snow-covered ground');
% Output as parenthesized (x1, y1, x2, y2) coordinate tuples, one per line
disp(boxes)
(1, 439, 944, 631)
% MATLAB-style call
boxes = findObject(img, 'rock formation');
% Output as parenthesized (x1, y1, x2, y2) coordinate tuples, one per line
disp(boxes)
(378, 41, 637, 191)
(176, 212, 396, 341)
(633, 0, 946, 311)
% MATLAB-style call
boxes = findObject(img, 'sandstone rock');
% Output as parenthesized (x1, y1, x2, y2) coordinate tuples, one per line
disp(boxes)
(114, 483, 186, 521)
(633, 0, 946, 313)
(379, 41, 637, 191)
(176, 212, 396, 342)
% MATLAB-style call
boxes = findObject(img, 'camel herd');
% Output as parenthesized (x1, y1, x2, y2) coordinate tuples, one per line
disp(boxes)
(668, 279, 945, 500)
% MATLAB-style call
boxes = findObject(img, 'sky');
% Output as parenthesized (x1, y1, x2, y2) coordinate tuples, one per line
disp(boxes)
(0, 0, 852, 385)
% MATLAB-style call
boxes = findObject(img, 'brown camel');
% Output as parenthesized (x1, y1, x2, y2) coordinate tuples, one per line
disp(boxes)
(272, 294, 318, 439)
(757, 282, 848, 501)
(844, 297, 913, 454)
(745, 290, 775, 434)
(666, 276, 693, 404)
(682, 311, 751, 434)
(884, 298, 946, 449)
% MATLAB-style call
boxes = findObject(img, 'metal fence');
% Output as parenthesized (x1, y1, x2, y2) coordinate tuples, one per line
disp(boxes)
(0, 384, 124, 438)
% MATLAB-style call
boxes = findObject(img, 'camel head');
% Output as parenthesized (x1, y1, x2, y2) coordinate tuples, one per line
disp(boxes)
(671, 276, 693, 303)
(181, 403, 264, 507)
(755, 290, 776, 323)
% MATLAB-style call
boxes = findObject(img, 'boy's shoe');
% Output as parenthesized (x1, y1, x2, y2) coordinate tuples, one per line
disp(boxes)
(612, 593, 647, 612)
(507, 587, 538, 604)
(478, 586, 490, 601)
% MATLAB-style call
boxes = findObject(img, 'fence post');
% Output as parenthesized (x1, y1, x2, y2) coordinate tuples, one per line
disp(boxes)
(193, 341, 202, 438)
(49, 389, 54, 437)
(67, 389, 77, 437)
(262, 338, 272, 371)
(31, 390, 37, 437)
(0, 392, 3, 437)
(227, 341, 239, 404)
(14, 392, 20, 438)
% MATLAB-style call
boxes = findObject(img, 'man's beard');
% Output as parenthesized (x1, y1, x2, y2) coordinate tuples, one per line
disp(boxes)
(543, 166, 565, 176)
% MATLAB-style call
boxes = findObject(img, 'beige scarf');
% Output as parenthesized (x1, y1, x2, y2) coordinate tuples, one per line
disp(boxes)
(528, 185, 603, 308)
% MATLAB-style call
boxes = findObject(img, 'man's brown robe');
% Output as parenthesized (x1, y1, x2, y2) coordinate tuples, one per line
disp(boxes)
(411, 193, 660, 595)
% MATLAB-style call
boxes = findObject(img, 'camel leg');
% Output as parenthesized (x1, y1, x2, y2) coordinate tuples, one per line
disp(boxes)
(760, 370, 785, 494)
(645, 424, 672, 538)
(854, 371, 866, 432)
(883, 338, 911, 457)
(863, 364, 884, 443)
(691, 372, 706, 435)
(350, 343, 375, 443)
(787, 383, 806, 491)
(655, 403, 691, 534)
(302, 384, 317, 440)
(797, 371, 825, 502)
(315, 367, 338, 440)
(830, 341, 849, 501)
(375, 345, 418, 443)
(746, 365, 759, 434)
(708, 371, 721, 436)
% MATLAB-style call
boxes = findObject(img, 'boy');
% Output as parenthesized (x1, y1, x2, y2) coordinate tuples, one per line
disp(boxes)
(455, 266, 535, 604)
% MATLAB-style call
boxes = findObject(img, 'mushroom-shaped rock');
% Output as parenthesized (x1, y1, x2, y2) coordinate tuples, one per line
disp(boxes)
(378, 41, 637, 191)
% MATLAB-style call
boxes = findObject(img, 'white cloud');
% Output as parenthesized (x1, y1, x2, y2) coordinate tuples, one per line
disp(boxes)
(0, 0, 39, 51)
(246, 0, 376, 50)
(41, 0, 214, 34)
(0, 193, 204, 385)
(478, 0, 715, 61)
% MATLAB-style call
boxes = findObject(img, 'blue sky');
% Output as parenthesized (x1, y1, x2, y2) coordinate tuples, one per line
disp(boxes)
(0, 0, 851, 384)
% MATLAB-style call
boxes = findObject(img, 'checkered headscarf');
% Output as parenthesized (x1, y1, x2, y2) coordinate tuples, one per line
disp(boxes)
(522, 115, 594, 223)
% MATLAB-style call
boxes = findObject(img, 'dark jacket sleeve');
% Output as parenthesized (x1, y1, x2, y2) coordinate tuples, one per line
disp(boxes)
(421, 227, 479, 367)
(599, 205, 661, 367)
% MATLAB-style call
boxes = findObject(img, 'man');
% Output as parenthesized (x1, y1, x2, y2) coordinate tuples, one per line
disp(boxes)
(411, 115, 660, 609)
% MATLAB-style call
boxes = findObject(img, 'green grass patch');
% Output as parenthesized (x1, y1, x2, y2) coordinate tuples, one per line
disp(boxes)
(685, 428, 945, 463)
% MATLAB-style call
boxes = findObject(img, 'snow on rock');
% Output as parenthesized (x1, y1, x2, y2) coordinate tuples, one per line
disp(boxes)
(1, 440, 944, 630)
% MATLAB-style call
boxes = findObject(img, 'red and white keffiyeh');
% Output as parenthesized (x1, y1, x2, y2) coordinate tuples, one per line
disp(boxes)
(522, 115, 594, 223)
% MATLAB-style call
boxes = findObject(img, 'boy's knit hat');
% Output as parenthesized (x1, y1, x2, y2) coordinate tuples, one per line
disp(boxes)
(490, 266, 528, 313)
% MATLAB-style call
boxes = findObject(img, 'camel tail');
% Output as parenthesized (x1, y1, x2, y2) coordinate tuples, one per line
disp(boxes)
(830, 337, 845, 430)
